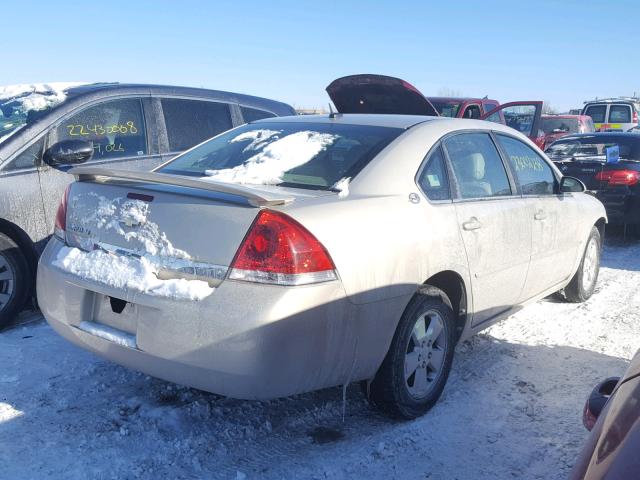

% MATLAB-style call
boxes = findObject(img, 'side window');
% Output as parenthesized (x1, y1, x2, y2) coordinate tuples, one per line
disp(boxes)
(483, 102, 499, 115)
(56, 98, 147, 160)
(240, 106, 276, 123)
(497, 134, 556, 195)
(417, 146, 451, 201)
(463, 105, 481, 119)
(444, 133, 511, 199)
(4, 137, 44, 171)
(162, 98, 232, 152)
(609, 105, 631, 123)
(584, 105, 606, 124)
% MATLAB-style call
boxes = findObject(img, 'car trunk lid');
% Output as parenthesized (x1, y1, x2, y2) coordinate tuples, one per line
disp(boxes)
(63, 167, 327, 270)
(326, 74, 439, 116)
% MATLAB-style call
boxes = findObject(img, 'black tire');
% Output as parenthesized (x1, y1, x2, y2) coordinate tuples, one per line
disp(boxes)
(367, 292, 456, 419)
(564, 226, 601, 303)
(0, 233, 30, 329)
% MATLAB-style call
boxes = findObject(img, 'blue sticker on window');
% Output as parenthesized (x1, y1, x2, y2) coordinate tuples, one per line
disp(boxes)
(606, 145, 620, 164)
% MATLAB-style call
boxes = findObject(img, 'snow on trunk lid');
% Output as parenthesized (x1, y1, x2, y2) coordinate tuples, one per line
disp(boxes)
(55, 182, 260, 300)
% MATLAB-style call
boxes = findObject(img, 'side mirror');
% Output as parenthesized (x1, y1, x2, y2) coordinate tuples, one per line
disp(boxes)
(560, 176, 586, 193)
(43, 140, 94, 167)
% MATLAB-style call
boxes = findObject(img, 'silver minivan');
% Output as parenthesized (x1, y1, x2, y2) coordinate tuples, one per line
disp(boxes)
(0, 83, 295, 327)
(582, 97, 640, 132)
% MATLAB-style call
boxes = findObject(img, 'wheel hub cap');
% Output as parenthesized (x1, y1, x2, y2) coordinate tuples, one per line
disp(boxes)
(404, 309, 447, 399)
(582, 237, 599, 292)
(0, 252, 15, 312)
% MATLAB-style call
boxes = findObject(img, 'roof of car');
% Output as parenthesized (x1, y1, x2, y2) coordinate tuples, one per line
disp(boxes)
(542, 114, 589, 119)
(252, 113, 448, 129)
(62, 82, 295, 114)
(554, 132, 640, 141)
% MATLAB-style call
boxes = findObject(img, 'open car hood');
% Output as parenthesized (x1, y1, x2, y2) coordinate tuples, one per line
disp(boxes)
(326, 74, 439, 116)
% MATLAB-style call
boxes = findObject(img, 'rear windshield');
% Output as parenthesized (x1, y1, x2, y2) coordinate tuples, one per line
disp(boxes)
(583, 105, 607, 123)
(609, 105, 631, 123)
(545, 136, 640, 161)
(541, 117, 579, 134)
(158, 122, 403, 190)
(430, 101, 462, 118)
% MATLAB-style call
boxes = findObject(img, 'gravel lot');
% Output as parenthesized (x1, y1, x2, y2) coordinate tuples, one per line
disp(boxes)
(1, 233, 638, 480)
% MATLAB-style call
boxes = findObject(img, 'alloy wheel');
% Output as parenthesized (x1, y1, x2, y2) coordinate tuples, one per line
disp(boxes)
(404, 309, 447, 399)
(0, 252, 15, 312)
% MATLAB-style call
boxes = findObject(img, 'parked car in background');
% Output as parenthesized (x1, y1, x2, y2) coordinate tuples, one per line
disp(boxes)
(540, 114, 595, 148)
(546, 133, 640, 231)
(581, 97, 640, 132)
(424, 96, 499, 119)
(38, 114, 605, 419)
(0, 82, 295, 327)
(326, 74, 545, 147)
(571, 350, 640, 479)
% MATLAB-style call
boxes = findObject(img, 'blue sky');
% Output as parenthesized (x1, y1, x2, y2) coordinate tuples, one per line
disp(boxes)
(4, 0, 639, 111)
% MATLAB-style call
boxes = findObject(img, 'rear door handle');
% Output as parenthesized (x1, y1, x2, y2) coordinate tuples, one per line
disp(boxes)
(534, 210, 547, 221)
(462, 217, 482, 231)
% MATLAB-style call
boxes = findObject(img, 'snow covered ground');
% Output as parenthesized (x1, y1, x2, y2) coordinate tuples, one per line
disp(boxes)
(1, 233, 639, 480)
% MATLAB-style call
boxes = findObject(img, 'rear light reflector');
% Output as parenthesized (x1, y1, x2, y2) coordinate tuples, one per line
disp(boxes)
(54, 185, 71, 241)
(595, 169, 640, 186)
(229, 210, 337, 286)
(633, 111, 638, 123)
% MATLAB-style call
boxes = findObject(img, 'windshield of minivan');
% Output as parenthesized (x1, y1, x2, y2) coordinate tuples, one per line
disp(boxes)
(541, 117, 579, 134)
(158, 122, 403, 189)
(545, 136, 640, 161)
(0, 83, 81, 144)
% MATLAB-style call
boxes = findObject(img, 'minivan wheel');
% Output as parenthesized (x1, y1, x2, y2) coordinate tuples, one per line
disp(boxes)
(0, 233, 30, 329)
(367, 293, 455, 419)
(563, 226, 601, 303)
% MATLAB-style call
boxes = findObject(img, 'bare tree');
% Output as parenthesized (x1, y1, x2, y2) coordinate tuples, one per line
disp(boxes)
(542, 102, 558, 114)
(437, 87, 465, 97)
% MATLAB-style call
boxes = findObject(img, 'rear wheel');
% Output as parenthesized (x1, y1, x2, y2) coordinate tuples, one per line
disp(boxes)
(564, 226, 601, 303)
(0, 233, 30, 329)
(367, 292, 455, 419)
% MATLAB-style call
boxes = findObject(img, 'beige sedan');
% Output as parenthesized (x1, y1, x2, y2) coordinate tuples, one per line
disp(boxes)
(37, 114, 606, 418)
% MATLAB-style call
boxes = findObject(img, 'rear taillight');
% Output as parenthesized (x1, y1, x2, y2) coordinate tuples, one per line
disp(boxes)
(53, 185, 70, 241)
(633, 111, 638, 123)
(229, 210, 337, 285)
(595, 169, 640, 186)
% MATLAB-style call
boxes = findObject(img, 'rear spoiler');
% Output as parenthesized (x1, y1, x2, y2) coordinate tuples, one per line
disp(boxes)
(68, 166, 294, 207)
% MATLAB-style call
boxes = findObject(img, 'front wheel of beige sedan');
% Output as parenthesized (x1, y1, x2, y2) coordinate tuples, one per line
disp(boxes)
(367, 293, 456, 419)
(564, 226, 601, 303)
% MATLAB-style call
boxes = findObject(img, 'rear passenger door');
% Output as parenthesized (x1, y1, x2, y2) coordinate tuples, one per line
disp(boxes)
(157, 98, 234, 162)
(443, 132, 531, 325)
(495, 133, 580, 298)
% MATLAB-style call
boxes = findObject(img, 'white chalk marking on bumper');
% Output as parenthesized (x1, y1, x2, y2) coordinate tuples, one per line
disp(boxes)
(77, 321, 137, 349)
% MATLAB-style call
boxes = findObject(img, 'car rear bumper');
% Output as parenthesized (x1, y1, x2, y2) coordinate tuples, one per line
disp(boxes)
(37, 238, 403, 399)
(596, 190, 640, 225)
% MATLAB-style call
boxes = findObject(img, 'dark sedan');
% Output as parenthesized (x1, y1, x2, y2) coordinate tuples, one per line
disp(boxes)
(546, 133, 640, 230)
(571, 350, 640, 479)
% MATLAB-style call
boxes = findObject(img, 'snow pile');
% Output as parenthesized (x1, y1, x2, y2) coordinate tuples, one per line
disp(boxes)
(332, 177, 351, 198)
(0, 82, 86, 112)
(55, 195, 213, 300)
(69, 194, 190, 259)
(204, 130, 339, 185)
(53, 247, 213, 301)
